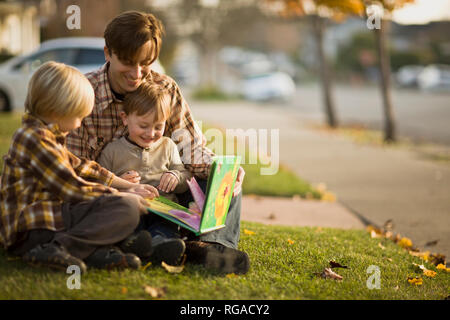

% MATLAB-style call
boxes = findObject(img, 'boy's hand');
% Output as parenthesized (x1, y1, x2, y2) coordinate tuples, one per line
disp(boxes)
(158, 172, 179, 193)
(120, 170, 141, 183)
(117, 192, 150, 215)
(232, 166, 245, 197)
(127, 184, 159, 199)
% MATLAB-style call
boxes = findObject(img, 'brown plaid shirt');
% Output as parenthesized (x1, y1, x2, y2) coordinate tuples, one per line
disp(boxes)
(0, 113, 116, 249)
(66, 63, 214, 179)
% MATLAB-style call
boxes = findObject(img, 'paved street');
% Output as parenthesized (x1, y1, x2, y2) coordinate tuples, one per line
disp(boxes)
(289, 84, 450, 146)
(189, 95, 450, 259)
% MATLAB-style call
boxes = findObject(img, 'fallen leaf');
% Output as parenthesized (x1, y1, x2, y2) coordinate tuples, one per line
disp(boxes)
(385, 257, 393, 262)
(424, 240, 439, 247)
(121, 287, 128, 294)
(436, 264, 450, 272)
(141, 261, 152, 271)
(378, 243, 386, 250)
(161, 261, 184, 274)
(321, 191, 337, 202)
(393, 285, 399, 290)
(143, 285, 166, 298)
(367, 225, 383, 238)
(429, 253, 446, 266)
(413, 263, 437, 278)
(320, 268, 343, 280)
(226, 273, 238, 278)
(423, 269, 437, 278)
(383, 219, 394, 231)
(409, 250, 430, 262)
(267, 212, 276, 220)
(407, 277, 423, 286)
(287, 239, 295, 245)
(398, 237, 413, 249)
(243, 229, 255, 236)
(329, 261, 348, 269)
(315, 227, 323, 233)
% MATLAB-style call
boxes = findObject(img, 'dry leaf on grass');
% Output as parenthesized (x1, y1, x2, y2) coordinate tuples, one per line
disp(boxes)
(407, 277, 423, 286)
(329, 261, 349, 269)
(287, 239, 295, 245)
(436, 264, 450, 272)
(143, 285, 166, 298)
(121, 287, 128, 294)
(320, 268, 343, 280)
(413, 263, 437, 278)
(243, 229, 255, 236)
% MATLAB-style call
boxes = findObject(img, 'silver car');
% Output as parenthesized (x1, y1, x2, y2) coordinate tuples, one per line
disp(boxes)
(0, 37, 164, 112)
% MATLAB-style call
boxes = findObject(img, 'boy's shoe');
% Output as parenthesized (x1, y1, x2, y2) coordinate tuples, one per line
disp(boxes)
(22, 242, 87, 274)
(118, 230, 153, 259)
(84, 246, 141, 270)
(146, 235, 185, 266)
(185, 241, 250, 275)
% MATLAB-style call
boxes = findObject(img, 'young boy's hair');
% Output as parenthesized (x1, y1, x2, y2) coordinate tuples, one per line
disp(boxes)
(123, 82, 171, 122)
(25, 61, 94, 118)
(104, 11, 164, 66)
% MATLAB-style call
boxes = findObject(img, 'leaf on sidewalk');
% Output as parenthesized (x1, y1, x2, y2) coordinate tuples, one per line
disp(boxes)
(383, 219, 394, 231)
(320, 268, 343, 281)
(424, 239, 439, 247)
(143, 285, 166, 298)
(329, 261, 349, 269)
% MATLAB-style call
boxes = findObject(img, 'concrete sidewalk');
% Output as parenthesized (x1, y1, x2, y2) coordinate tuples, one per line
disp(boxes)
(190, 100, 450, 258)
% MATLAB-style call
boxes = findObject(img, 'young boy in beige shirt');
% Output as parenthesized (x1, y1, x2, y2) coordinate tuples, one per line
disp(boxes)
(98, 82, 191, 265)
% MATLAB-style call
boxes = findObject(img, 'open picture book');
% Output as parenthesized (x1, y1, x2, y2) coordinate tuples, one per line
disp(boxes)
(145, 155, 241, 235)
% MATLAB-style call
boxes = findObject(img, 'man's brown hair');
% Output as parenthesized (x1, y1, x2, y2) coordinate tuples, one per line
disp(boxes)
(123, 82, 171, 122)
(104, 11, 164, 64)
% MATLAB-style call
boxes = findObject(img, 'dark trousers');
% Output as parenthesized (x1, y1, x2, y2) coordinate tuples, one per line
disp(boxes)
(177, 179, 242, 249)
(10, 195, 141, 260)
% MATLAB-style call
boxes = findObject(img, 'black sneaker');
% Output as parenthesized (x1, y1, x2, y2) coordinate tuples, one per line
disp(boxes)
(22, 242, 87, 274)
(185, 241, 250, 275)
(118, 230, 153, 259)
(146, 235, 185, 266)
(84, 246, 141, 270)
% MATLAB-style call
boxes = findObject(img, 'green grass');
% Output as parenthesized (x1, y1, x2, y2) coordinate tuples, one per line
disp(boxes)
(1, 221, 448, 299)
(0, 112, 21, 173)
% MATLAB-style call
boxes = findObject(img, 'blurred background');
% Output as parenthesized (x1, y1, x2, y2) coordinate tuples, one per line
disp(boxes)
(0, 0, 449, 145)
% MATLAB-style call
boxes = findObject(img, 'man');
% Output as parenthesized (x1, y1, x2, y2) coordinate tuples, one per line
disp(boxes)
(67, 11, 249, 274)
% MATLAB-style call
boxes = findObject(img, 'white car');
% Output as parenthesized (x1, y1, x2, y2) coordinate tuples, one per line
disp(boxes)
(241, 72, 296, 102)
(0, 37, 164, 112)
(417, 64, 450, 92)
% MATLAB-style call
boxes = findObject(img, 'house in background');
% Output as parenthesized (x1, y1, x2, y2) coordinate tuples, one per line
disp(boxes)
(0, 0, 40, 55)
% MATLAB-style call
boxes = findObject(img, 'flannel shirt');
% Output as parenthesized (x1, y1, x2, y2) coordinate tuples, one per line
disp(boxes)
(0, 113, 116, 249)
(66, 63, 214, 179)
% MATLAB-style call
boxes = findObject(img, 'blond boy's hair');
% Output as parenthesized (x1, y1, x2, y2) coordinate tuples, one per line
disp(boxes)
(25, 61, 94, 118)
(123, 82, 171, 121)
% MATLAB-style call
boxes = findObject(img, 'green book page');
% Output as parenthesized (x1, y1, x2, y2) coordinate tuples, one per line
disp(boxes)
(200, 156, 241, 232)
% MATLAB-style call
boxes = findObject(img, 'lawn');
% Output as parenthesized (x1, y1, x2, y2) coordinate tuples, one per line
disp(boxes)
(0, 112, 448, 300)
(0, 221, 448, 299)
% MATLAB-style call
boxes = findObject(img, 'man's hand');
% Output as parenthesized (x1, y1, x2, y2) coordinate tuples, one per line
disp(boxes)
(158, 172, 179, 193)
(232, 166, 245, 197)
(120, 170, 141, 183)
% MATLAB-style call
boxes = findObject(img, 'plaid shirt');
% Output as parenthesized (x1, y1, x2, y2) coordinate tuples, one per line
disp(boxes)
(0, 113, 116, 249)
(66, 63, 214, 179)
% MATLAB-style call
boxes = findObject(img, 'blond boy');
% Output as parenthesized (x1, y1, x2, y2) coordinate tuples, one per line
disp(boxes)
(0, 62, 158, 272)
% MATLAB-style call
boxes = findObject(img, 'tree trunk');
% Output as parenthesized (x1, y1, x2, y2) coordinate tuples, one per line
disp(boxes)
(312, 15, 338, 128)
(375, 18, 396, 142)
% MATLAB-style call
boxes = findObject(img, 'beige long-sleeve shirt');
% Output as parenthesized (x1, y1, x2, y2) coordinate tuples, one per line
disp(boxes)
(98, 136, 192, 201)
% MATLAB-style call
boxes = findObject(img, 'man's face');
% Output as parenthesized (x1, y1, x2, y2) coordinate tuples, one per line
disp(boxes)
(104, 41, 153, 94)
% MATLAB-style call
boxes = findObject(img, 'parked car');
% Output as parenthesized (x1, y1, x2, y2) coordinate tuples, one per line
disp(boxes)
(395, 65, 424, 88)
(417, 64, 450, 92)
(241, 72, 296, 102)
(0, 37, 164, 112)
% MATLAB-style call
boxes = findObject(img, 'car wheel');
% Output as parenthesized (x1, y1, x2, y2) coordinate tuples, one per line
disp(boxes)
(0, 90, 12, 112)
